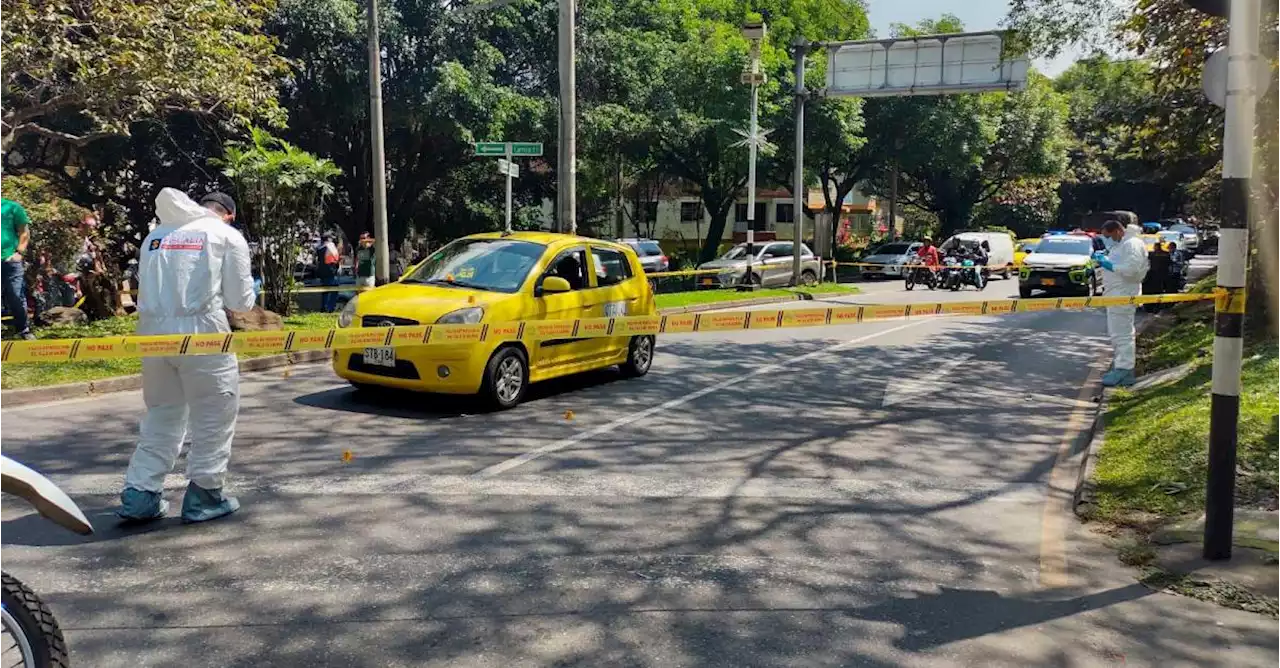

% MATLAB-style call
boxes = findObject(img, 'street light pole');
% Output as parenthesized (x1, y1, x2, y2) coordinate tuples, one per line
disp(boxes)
(790, 38, 808, 286)
(741, 21, 767, 292)
(1203, 0, 1259, 561)
(557, 0, 577, 235)
(367, 0, 390, 284)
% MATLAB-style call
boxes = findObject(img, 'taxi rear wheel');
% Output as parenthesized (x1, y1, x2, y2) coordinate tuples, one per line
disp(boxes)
(619, 335, 655, 378)
(482, 346, 529, 410)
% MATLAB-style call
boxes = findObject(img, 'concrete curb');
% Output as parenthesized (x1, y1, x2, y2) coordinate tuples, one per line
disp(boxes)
(1, 295, 823, 407)
(1072, 312, 1168, 516)
(2, 349, 331, 408)
(1073, 391, 1109, 517)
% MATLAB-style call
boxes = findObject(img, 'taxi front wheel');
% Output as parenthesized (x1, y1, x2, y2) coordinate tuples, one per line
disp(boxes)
(482, 346, 529, 410)
(619, 335, 655, 378)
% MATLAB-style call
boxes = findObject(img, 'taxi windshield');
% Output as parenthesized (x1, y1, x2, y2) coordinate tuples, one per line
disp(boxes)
(401, 238, 545, 293)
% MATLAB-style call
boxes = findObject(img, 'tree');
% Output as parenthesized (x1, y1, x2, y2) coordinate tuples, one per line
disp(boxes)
(861, 74, 1070, 236)
(0, 0, 287, 152)
(215, 128, 342, 314)
(269, 0, 552, 247)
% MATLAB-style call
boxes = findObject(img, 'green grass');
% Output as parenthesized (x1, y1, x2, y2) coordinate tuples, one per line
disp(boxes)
(2, 312, 340, 390)
(1094, 337, 1279, 523)
(654, 283, 858, 310)
(1137, 267, 1219, 374)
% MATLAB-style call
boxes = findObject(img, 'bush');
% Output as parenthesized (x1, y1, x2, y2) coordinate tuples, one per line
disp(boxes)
(215, 128, 341, 315)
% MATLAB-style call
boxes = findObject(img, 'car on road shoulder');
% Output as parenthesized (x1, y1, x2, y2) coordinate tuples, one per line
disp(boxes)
(1164, 222, 1200, 253)
(333, 232, 657, 409)
(618, 238, 670, 274)
(695, 241, 822, 288)
(858, 242, 921, 279)
(1018, 234, 1101, 298)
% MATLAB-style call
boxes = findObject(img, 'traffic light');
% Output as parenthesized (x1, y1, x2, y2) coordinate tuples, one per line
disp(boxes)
(1185, 0, 1227, 18)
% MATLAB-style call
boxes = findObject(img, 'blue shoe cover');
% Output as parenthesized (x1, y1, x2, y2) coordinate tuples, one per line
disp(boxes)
(1102, 368, 1136, 387)
(181, 483, 240, 523)
(117, 488, 169, 521)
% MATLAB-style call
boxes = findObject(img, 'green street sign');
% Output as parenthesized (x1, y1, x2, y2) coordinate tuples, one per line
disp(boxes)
(475, 141, 542, 157)
(510, 142, 543, 157)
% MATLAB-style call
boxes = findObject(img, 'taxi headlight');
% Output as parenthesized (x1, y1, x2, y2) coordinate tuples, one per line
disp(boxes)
(337, 296, 358, 328)
(436, 306, 484, 324)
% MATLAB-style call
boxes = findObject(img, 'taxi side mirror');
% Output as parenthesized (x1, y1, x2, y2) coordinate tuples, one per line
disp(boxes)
(539, 275, 572, 295)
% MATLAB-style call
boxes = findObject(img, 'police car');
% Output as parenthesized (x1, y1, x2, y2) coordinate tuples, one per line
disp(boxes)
(1018, 233, 1101, 298)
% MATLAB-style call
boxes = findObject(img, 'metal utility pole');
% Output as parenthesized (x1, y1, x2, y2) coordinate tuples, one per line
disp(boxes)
(790, 38, 808, 286)
(1204, 0, 1259, 561)
(557, 0, 577, 235)
(741, 20, 767, 291)
(888, 158, 899, 242)
(367, 0, 390, 284)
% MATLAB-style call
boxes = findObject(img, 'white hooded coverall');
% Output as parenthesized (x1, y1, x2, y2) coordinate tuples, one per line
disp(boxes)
(123, 189, 256, 493)
(1101, 224, 1150, 371)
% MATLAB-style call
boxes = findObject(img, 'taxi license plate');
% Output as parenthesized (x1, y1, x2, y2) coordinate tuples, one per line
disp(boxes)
(363, 346, 396, 367)
(1040, 278, 1057, 286)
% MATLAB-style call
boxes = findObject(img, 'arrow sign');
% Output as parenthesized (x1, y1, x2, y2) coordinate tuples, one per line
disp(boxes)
(881, 354, 973, 408)
(475, 142, 506, 156)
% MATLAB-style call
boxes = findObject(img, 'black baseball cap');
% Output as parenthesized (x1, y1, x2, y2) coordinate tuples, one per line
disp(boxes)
(199, 191, 237, 217)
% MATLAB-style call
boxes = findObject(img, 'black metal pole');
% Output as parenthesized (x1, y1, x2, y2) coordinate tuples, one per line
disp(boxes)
(1203, 0, 1258, 561)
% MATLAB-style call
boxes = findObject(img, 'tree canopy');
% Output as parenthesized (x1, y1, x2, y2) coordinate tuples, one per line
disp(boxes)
(1, 0, 287, 152)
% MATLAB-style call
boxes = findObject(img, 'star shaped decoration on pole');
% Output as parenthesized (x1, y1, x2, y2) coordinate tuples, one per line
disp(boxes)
(732, 126, 777, 156)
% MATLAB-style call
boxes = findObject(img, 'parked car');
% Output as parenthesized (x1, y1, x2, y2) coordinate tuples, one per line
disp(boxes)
(1165, 222, 1200, 253)
(617, 238, 670, 274)
(858, 242, 922, 279)
(333, 232, 657, 409)
(695, 241, 823, 288)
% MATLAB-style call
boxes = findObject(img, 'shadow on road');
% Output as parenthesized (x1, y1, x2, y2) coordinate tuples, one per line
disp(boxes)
(7, 309, 1265, 665)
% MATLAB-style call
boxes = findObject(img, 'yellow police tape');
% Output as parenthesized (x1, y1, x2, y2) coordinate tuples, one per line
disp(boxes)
(1, 293, 1214, 363)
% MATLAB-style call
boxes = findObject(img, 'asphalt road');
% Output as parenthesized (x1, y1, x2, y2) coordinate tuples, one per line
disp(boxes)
(3, 256, 1273, 667)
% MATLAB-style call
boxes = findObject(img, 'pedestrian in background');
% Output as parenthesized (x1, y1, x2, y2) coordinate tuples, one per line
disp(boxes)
(315, 232, 341, 312)
(1093, 220, 1150, 387)
(355, 231, 375, 288)
(117, 189, 256, 523)
(1, 197, 35, 340)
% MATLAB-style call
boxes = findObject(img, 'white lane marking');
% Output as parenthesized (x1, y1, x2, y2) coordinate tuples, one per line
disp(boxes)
(474, 321, 926, 477)
(881, 353, 974, 407)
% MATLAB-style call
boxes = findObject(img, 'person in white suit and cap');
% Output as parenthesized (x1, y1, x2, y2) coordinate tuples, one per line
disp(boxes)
(1092, 220, 1150, 387)
(117, 188, 256, 523)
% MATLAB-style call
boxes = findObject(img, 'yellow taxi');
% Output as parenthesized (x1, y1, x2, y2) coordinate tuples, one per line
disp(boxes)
(333, 232, 658, 409)
(1013, 238, 1040, 267)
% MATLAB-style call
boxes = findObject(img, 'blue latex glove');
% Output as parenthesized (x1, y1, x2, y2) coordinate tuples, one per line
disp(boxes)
(1096, 256, 1114, 272)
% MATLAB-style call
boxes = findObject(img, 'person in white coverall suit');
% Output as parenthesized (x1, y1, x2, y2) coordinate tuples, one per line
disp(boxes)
(117, 189, 256, 523)
(1092, 221, 1150, 388)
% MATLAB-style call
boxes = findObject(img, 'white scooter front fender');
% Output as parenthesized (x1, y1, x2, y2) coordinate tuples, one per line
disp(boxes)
(1, 455, 93, 535)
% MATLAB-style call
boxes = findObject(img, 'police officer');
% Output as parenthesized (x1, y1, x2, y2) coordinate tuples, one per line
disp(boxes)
(118, 189, 256, 523)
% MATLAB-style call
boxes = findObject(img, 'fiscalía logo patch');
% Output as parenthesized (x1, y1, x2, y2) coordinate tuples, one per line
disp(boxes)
(149, 239, 162, 251)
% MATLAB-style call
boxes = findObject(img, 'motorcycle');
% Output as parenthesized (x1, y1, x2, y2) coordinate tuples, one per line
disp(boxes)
(2, 455, 94, 667)
(940, 256, 986, 291)
(902, 260, 938, 291)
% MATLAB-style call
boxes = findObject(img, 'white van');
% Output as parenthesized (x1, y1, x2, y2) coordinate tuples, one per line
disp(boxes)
(940, 231, 1016, 279)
